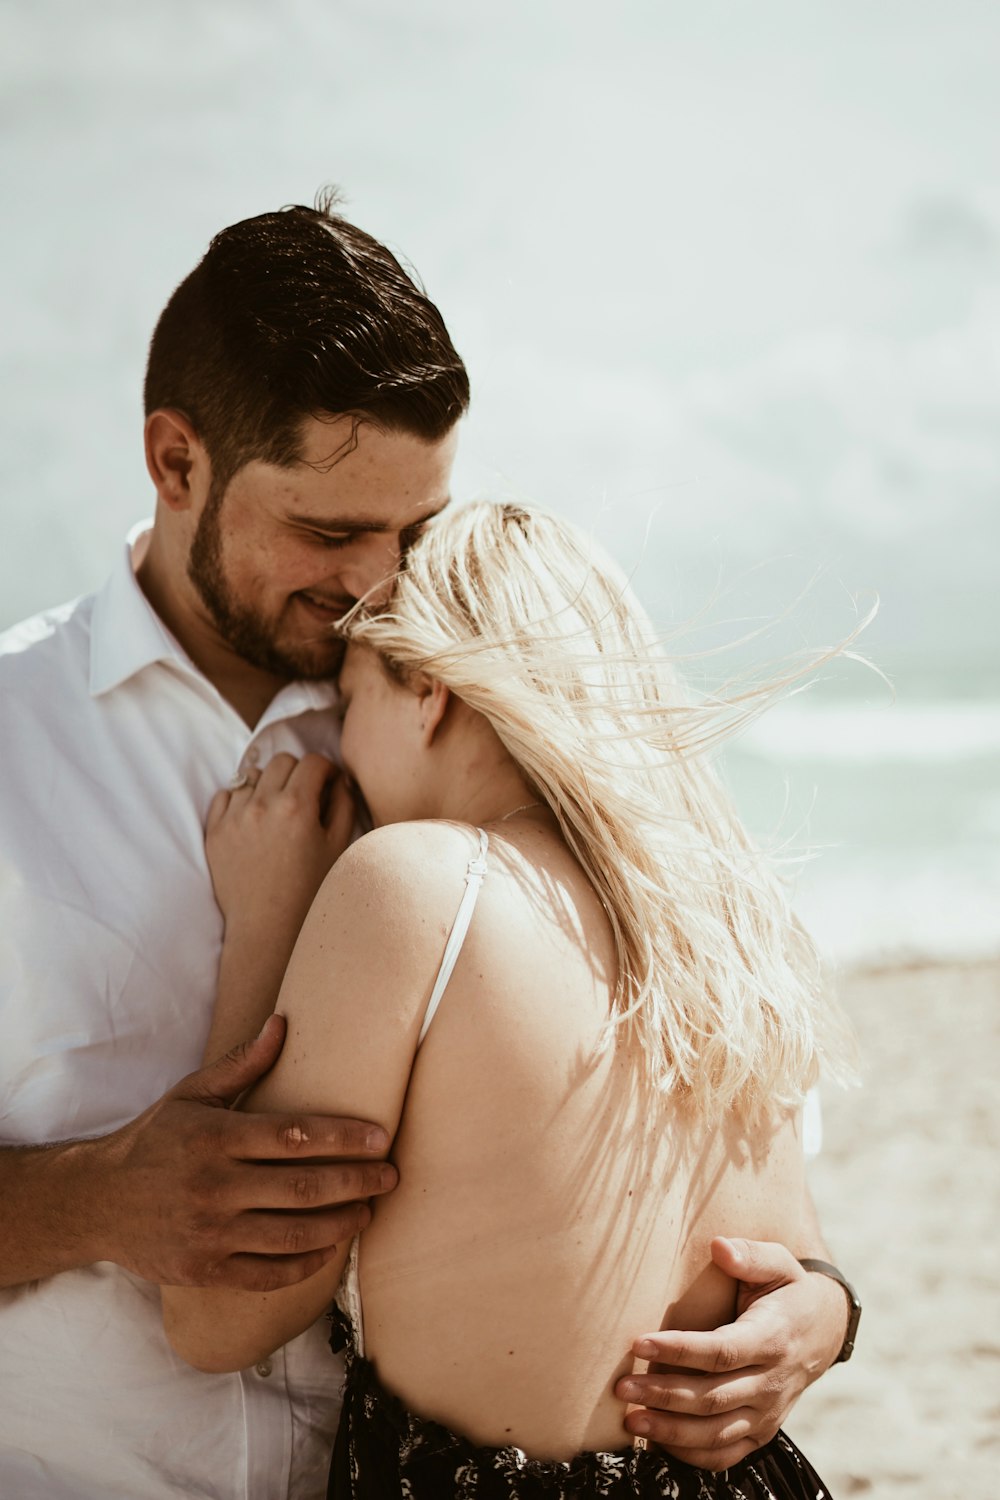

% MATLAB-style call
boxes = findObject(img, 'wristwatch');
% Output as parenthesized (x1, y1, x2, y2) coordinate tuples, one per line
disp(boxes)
(797, 1258, 862, 1363)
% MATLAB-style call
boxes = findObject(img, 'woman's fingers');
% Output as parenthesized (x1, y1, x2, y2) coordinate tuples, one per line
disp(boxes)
(287, 753, 339, 805)
(324, 774, 358, 853)
(253, 751, 300, 795)
(205, 787, 232, 833)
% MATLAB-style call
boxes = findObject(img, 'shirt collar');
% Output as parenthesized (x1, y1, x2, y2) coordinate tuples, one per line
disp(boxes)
(88, 522, 342, 719)
(89, 522, 189, 697)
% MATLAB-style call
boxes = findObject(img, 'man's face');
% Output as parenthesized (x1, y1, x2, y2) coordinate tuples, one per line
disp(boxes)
(187, 414, 458, 680)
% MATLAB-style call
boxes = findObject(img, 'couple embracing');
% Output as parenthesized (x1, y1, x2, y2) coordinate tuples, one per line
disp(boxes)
(0, 195, 857, 1498)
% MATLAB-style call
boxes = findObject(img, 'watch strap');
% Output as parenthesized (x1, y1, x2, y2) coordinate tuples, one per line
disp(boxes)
(797, 1258, 861, 1363)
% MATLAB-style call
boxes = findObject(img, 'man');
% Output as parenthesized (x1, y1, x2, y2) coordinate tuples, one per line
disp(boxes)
(0, 196, 854, 1498)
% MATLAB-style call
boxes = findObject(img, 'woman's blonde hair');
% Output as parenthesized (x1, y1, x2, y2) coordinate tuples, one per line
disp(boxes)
(342, 501, 857, 1118)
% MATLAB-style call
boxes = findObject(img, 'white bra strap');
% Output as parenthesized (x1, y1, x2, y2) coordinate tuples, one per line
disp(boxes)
(416, 828, 489, 1048)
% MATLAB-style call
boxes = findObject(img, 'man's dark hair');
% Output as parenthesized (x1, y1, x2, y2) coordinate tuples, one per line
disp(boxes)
(144, 189, 469, 490)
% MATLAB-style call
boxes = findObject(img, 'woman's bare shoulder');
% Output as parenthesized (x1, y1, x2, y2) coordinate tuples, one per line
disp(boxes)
(277, 822, 487, 1039)
(310, 819, 484, 931)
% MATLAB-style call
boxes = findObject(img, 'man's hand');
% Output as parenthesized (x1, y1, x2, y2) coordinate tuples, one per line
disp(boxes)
(65, 1016, 395, 1291)
(616, 1236, 849, 1470)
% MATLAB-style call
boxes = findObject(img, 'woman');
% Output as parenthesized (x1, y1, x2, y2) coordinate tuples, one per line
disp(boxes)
(162, 501, 851, 1496)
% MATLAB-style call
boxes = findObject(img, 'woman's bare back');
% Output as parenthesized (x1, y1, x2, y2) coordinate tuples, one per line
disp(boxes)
(357, 819, 807, 1460)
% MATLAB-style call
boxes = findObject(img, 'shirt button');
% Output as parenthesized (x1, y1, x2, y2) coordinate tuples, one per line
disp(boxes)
(255, 1359, 273, 1378)
(245, 745, 261, 767)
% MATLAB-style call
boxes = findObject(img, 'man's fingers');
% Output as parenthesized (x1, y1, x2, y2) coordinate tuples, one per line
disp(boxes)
(233, 1158, 397, 1212)
(616, 1369, 753, 1418)
(631, 1325, 762, 1375)
(220, 1106, 391, 1163)
(203, 1246, 345, 1294)
(622, 1403, 761, 1466)
(710, 1235, 802, 1288)
(229, 1201, 374, 1258)
(175, 1017, 288, 1108)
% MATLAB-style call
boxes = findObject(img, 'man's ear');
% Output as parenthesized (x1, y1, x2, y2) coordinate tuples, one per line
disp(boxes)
(144, 409, 209, 513)
(415, 675, 451, 746)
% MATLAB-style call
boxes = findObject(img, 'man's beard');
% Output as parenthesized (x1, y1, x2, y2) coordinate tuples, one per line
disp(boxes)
(187, 484, 346, 680)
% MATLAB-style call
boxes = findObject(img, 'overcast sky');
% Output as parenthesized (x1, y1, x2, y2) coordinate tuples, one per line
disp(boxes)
(3, 0, 998, 681)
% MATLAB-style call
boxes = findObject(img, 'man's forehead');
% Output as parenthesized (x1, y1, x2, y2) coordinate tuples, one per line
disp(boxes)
(282, 414, 456, 527)
(293, 412, 366, 471)
(293, 410, 457, 471)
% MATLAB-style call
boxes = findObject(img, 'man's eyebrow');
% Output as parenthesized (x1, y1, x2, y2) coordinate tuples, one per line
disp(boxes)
(289, 502, 449, 536)
(290, 516, 392, 535)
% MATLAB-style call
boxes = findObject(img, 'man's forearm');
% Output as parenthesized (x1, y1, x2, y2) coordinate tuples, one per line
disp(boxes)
(0, 1138, 109, 1288)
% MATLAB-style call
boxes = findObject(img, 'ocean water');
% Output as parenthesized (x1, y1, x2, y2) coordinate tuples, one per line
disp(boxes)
(722, 684, 1000, 966)
(2, 0, 997, 966)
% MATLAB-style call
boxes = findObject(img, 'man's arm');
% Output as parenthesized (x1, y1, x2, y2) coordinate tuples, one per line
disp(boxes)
(0, 753, 394, 1294)
(0, 1019, 393, 1291)
(615, 1186, 851, 1470)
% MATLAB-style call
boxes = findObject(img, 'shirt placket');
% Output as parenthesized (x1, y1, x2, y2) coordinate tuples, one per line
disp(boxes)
(240, 1348, 293, 1500)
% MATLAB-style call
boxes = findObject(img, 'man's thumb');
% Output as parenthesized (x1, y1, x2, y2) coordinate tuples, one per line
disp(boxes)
(711, 1235, 800, 1287)
(173, 1014, 286, 1108)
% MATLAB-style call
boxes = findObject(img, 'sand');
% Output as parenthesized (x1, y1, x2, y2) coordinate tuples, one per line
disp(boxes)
(784, 958, 1000, 1497)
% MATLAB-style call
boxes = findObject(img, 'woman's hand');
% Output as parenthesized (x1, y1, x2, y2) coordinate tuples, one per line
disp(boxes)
(202, 754, 357, 1062)
(207, 752, 355, 948)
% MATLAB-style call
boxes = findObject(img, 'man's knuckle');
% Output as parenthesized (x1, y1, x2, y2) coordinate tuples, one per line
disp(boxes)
(714, 1340, 742, 1373)
(176, 1254, 204, 1285)
(757, 1414, 781, 1445)
(290, 1172, 320, 1205)
(278, 1119, 310, 1151)
(281, 1221, 308, 1254)
(362, 1163, 387, 1195)
(256, 1262, 290, 1293)
(190, 1168, 230, 1215)
(701, 1385, 731, 1417)
(646, 1384, 674, 1413)
(191, 1114, 229, 1157)
(720, 1414, 753, 1445)
(641, 1415, 680, 1445)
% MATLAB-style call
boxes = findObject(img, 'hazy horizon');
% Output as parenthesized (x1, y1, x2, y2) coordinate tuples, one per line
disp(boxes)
(3, 0, 997, 962)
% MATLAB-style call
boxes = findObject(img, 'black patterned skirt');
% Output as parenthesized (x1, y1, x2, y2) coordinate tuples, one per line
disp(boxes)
(327, 1310, 832, 1499)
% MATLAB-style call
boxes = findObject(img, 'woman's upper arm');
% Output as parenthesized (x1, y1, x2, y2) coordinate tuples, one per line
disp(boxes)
(249, 827, 445, 1129)
(162, 829, 446, 1371)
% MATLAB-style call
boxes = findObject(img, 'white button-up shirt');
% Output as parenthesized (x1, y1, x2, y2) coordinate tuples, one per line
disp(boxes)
(0, 527, 346, 1499)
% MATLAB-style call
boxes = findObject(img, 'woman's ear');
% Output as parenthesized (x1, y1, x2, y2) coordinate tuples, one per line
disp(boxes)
(414, 675, 451, 746)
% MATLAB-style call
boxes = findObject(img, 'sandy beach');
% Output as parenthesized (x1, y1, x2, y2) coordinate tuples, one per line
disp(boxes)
(785, 958, 1000, 1497)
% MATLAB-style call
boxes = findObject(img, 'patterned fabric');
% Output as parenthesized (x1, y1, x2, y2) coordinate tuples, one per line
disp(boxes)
(327, 1309, 832, 1498)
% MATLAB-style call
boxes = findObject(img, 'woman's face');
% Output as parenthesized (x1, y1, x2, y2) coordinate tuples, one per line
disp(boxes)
(337, 643, 425, 826)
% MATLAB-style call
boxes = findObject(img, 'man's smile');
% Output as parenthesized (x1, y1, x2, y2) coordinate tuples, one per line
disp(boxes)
(295, 589, 354, 624)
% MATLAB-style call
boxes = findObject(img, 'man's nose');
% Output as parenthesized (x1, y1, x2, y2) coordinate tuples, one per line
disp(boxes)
(338, 534, 402, 605)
